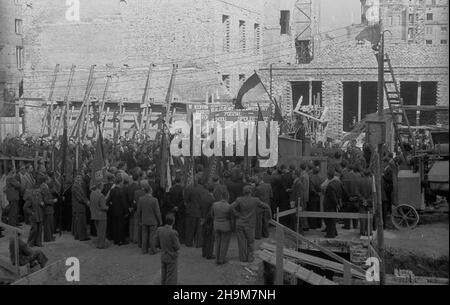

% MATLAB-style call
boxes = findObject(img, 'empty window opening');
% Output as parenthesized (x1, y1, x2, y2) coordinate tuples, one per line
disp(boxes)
(222, 15, 230, 52)
(15, 19, 22, 35)
(420, 82, 437, 125)
(222, 74, 231, 91)
(280, 10, 291, 35)
(400, 82, 419, 126)
(16, 47, 24, 70)
(343, 82, 377, 132)
(239, 20, 246, 52)
(343, 82, 359, 132)
(254, 23, 261, 54)
(295, 40, 313, 64)
(291, 81, 322, 110)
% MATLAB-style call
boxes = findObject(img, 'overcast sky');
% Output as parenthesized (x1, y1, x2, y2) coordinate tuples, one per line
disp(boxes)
(319, 0, 362, 31)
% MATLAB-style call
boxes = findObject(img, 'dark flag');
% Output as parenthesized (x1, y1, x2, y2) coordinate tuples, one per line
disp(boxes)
(257, 103, 264, 122)
(273, 98, 284, 123)
(90, 125, 105, 189)
(356, 23, 381, 49)
(235, 72, 263, 109)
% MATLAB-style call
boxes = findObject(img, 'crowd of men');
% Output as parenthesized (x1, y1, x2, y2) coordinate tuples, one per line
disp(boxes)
(1, 134, 402, 284)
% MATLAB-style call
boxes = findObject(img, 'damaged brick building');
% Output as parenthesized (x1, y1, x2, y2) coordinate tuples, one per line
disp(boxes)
(2, 0, 448, 140)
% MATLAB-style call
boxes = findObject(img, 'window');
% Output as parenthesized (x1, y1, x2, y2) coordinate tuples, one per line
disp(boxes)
(408, 28, 414, 40)
(16, 46, 24, 69)
(426, 26, 433, 34)
(222, 74, 231, 91)
(441, 39, 447, 44)
(280, 10, 290, 35)
(222, 15, 230, 52)
(409, 13, 414, 23)
(15, 19, 22, 35)
(426, 39, 433, 44)
(441, 26, 447, 33)
(254, 23, 261, 54)
(442, 13, 448, 21)
(239, 20, 246, 52)
(427, 13, 433, 21)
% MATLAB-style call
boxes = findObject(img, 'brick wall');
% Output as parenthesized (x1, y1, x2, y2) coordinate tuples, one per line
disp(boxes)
(259, 41, 449, 140)
(0, 0, 24, 114)
(20, 0, 286, 135)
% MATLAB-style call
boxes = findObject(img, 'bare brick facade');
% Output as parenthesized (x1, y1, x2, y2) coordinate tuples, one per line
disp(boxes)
(259, 41, 449, 139)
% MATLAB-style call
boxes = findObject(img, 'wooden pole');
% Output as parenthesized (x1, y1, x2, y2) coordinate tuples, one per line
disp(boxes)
(343, 262, 351, 285)
(275, 223, 284, 285)
(46, 64, 60, 136)
(14, 231, 20, 275)
(373, 155, 386, 285)
(100, 75, 111, 116)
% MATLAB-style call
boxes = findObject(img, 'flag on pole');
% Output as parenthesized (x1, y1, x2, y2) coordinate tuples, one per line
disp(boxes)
(355, 23, 381, 49)
(90, 125, 105, 189)
(160, 64, 177, 190)
(234, 72, 263, 109)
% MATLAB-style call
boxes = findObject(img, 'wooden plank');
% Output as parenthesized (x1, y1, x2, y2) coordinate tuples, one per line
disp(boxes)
(269, 220, 366, 276)
(260, 243, 366, 279)
(275, 208, 297, 218)
(258, 250, 337, 285)
(11, 259, 64, 285)
(343, 262, 351, 285)
(298, 211, 368, 219)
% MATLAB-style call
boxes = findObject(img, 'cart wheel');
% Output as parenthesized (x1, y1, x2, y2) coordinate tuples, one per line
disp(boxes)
(391, 204, 420, 230)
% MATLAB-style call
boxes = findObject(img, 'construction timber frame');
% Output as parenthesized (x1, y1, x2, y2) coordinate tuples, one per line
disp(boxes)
(36, 63, 163, 142)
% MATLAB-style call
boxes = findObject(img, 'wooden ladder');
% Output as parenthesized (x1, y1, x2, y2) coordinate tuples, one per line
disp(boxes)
(382, 53, 415, 158)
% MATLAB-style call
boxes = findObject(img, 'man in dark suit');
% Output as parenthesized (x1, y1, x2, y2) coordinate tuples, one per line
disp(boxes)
(231, 186, 271, 263)
(41, 178, 57, 242)
(90, 182, 109, 249)
(137, 182, 162, 255)
(5, 170, 21, 227)
(167, 177, 185, 244)
(107, 176, 129, 245)
(156, 214, 180, 285)
(127, 171, 141, 243)
(254, 174, 273, 239)
(290, 169, 304, 234)
(183, 177, 207, 247)
(323, 168, 344, 238)
(24, 187, 45, 247)
(71, 175, 90, 241)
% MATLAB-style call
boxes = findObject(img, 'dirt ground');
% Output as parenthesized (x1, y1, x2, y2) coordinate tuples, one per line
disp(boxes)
(1, 219, 448, 284)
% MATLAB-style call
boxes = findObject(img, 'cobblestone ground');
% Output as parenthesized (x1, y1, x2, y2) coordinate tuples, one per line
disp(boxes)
(1, 220, 448, 284)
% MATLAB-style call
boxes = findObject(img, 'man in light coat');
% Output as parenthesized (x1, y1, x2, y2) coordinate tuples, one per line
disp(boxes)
(137, 182, 162, 254)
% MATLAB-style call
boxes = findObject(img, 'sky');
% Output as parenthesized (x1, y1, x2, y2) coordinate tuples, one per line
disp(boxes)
(319, 0, 362, 31)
